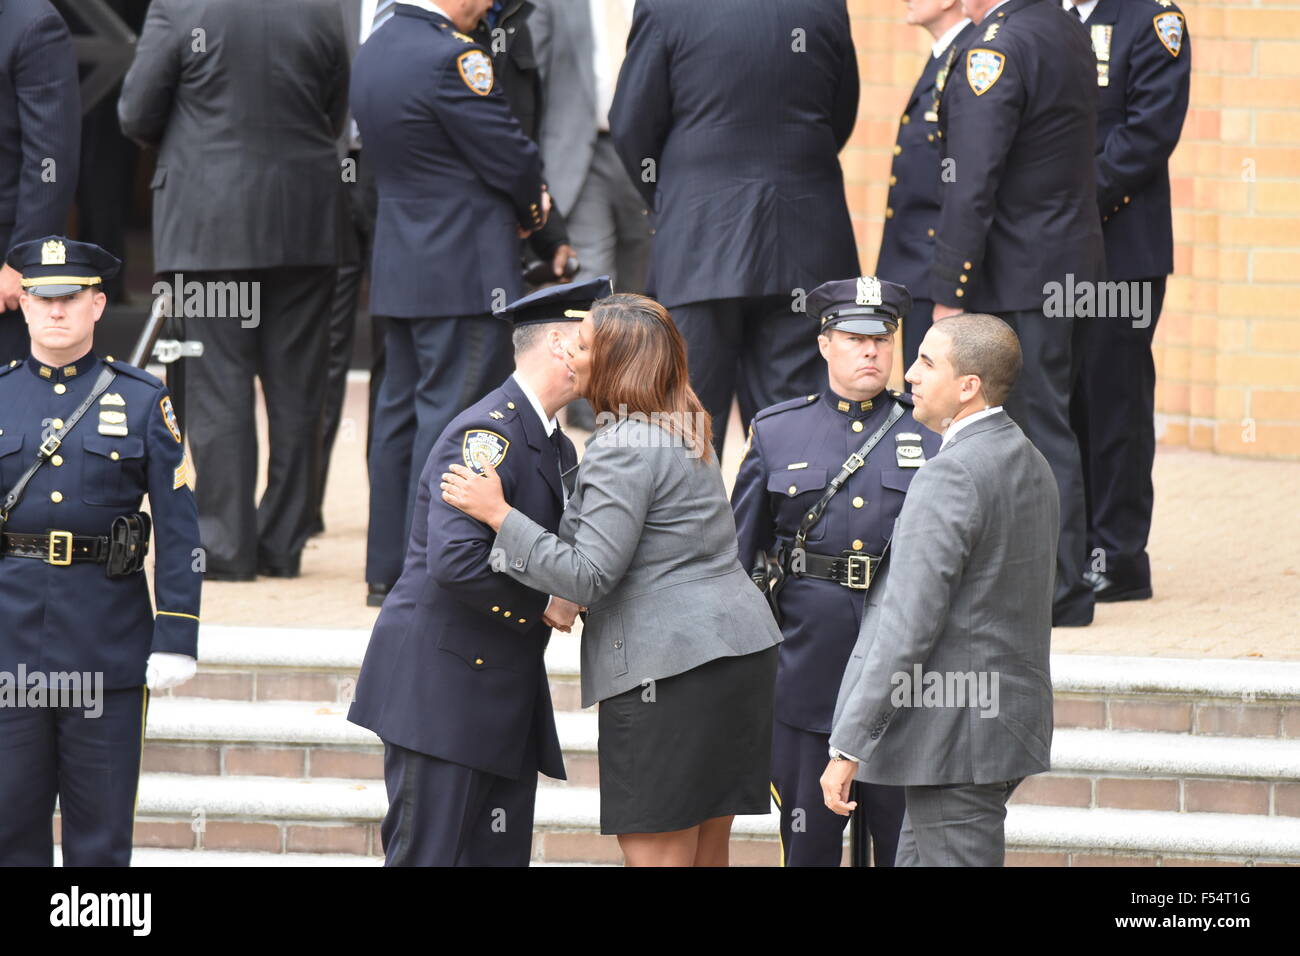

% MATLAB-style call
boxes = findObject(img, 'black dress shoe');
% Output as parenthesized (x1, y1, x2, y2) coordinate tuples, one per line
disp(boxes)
(367, 583, 391, 607)
(258, 562, 300, 579)
(1084, 569, 1153, 603)
(205, 569, 257, 583)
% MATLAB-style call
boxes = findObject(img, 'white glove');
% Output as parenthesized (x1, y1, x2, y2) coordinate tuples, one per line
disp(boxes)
(146, 652, 197, 691)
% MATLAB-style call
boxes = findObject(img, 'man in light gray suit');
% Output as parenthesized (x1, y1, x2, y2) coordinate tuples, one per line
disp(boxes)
(820, 313, 1058, 866)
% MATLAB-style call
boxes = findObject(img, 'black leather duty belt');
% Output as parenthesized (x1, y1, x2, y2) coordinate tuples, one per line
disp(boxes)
(2, 530, 109, 566)
(794, 550, 882, 590)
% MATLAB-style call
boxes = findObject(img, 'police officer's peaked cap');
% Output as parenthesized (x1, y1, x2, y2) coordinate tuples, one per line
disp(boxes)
(495, 275, 613, 326)
(5, 236, 121, 298)
(808, 276, 912, 335)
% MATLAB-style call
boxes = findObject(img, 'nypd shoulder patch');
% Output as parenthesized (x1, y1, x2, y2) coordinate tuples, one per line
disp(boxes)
(1153, 12, 1184, 57)
(160, 396, 183, 443)
(457, 50, 494, 96)
(966, 49, 1006, 96)
(463, 429, 509, 471)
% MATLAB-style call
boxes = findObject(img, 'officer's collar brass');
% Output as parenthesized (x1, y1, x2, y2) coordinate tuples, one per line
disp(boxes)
(25, 351, 97, 383)
(824, 389, 880, 419)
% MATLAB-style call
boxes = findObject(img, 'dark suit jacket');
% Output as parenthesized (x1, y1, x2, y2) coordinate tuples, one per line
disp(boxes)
(351, 4, 545, 318)
(118, 0, 349, 271)
(933, 0, 1104, 311)
(1089, 0, 1190, 280)
(348, 376, 571, 780)
(609, 0, 860, 309)
(875, 21, 976, 300)
(0, 0, 80, 256)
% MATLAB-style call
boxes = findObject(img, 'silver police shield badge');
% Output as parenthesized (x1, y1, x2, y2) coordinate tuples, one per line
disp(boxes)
(462, 429, 509, 472)
(895, 432, 925, 468)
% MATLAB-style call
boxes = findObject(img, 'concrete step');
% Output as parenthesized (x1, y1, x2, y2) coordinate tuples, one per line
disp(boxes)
(121, 773, 1300, 866)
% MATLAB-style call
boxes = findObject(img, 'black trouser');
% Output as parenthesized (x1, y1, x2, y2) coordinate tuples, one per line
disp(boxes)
(0, 309, 28, 366)
(185, 265, 334, 575)
(997, 307, 1094, 626)
(315, 151, 381, 531)
(1069, 277, 1166, 591)
(671, 295, 826, 458)
(364, 314, 513, 587)
(0, 685, 148, 866)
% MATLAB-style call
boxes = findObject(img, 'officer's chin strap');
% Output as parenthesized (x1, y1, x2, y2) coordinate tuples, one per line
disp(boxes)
(789, 400, 906, 559)
(0, 366, 118, 534)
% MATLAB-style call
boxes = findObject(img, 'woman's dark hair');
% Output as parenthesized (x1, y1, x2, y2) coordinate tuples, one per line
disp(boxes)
(585, 293, 714, 462)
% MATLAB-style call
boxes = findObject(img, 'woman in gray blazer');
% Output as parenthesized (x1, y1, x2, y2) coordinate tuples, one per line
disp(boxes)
(442, 294, 782, 866)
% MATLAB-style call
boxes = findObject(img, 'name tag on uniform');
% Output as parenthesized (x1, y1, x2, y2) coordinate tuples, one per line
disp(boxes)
(99, 395, 129, 436)
(896, 433, 926, 468)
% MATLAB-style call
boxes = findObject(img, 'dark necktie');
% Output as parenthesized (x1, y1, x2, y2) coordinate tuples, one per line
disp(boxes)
(1069, 5, 1082, 20)
(551, 426, 577, 495)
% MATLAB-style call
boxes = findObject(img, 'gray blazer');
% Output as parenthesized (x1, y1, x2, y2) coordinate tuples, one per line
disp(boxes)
(529, 0, 597, 215)
(118, 0, 350, 271)
(829, 411, 1059, 786)
(494, 417, 782, 707)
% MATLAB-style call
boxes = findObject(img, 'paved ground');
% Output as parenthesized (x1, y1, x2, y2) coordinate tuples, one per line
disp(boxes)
(198, 381, 1300, 659)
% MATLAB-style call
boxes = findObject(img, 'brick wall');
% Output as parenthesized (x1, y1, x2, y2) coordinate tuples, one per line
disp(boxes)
(844, 0, 1300, 459)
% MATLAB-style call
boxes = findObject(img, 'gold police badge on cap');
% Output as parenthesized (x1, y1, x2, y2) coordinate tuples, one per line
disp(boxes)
(462, 429, 509, 472)
(896, 433, 926, 468)
(855, 276, 883, 307)
(41, 240, 66, 266)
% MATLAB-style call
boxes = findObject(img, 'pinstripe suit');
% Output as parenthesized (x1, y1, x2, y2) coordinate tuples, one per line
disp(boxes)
(0, 0, 81, 363)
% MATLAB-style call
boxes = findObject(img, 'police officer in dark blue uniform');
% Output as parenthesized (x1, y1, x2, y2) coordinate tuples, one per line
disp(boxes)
(877, 4, 974, 370)
(1069, 0, 1190, 602)
(931, 0, 1105, 626)
(348, 276, 609, 866)
(732, 277, 940, 867)
(353, 0, 551, 606)
(0, 237, 202, 866)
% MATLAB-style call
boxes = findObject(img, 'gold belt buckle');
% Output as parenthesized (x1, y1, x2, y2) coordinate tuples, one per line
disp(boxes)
(47, 530, 73, 566)
(845, 553, 872, 590)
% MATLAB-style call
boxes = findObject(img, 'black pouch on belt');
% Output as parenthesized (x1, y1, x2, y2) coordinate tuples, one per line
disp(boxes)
(107, 512, 152, 578)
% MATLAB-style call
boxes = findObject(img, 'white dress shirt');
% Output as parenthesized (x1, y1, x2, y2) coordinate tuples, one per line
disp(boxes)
(940, 405, 1004, 450)
(512, 373, 558, 438)
(933, 18, 972, 58)
(590, 0, 636, 131)
(1062, 0, 1101, 23)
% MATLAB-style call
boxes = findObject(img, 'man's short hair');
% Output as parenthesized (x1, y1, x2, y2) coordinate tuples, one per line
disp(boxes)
(932, 313, 1022, 406)
(512, 320, 567, 357)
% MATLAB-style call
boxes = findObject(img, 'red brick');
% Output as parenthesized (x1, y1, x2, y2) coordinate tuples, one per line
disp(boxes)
(1282, 708, 1300, 739)
(1161, 857, 1247, 867)
(543, 753, 599, 788)
(1010, 774, 1092, 808)
(309, 748, 384, 779)
(550, 680, 583, 712)
(1109, 700, 1193, 733)
(223, 746, 306, 777)
(538, 831, 624, 864)
(173, 672, 254, 700)
(728, 838, 783, 867)
(369, 824, 385, 857)
(1071, 854, 1158, 866)
(256, 672, 339, 702)
(1275, 783, 1300, 817)
(1196, 704, 1283, 737)
(133, 821, 197, 849)
(1097, 777, 1180, 811)
(286, 825, 369, 855)
(1185, 779, 1269, 815)
(1054, 697, 1106, 729)
(142, 743, 221, 775)
(1007, 851, 1069, 867)
(201, 821, 282, 852)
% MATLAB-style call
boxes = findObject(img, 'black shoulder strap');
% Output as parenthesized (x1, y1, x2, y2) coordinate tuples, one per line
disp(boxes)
(1, 366, 118, 520)
(791, 400, 906, 555)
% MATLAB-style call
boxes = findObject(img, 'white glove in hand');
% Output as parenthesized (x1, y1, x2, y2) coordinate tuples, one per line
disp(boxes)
(146, 652, 197, 691)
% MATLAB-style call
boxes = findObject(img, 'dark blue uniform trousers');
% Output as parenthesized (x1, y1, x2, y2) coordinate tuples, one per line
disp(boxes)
(671, 295, 827, 459)
(998, 308, 1094, 626)
(771, 719, 904, 867)
(380, 741, 538, 866)
(1070, 278, 1166, 593)
(365, 314, 513, 586)
(0, 686, 148, 866)
(0, 309, 28, 366)
(900, 297, 934, 387)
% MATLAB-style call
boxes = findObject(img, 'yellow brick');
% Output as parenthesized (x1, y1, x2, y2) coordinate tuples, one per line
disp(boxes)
(1256, 182, 1300, 214)
(1219, 249, 1249, 281)
(1252, 319, 1300, 352)
(1251, 389, 1300, 420)
(1257, 112, 1300, 145)
(1220, 215, 1298, 246)
(1215, 318, 1250, 352)
(1161, 381, 1191, 415)
(1189, 384, 1217, 418)
(1252, 251, 1300, 283)
(1219, 109, 1252, 143)
(1223, 10, 1300, 40)
(1215, 421, 1300, 459)
(1190, 421, 1215, 451)
(1222, 146, 1300, 180)
(1191, 348, 1217, 383)
(1159, 345, 1191, 382)
(1218, 283, 1300, 319)
(1219, 353, 1300, 388)
(1159, 419, 1188, 448)
(1215, 388, 1248, 422)
(1258, 42, 1300, 77)
(1158, 308, 1192, 347)
(1220, 77, 1300, 110)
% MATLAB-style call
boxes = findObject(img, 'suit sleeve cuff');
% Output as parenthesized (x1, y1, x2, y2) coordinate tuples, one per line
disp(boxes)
(494, 507, 547, 576)
(152, 611, 199, 658)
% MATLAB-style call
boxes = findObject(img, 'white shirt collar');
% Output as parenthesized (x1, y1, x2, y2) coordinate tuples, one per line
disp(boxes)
(933, 18, 971, 58)
(940, 405, 1004, 449)
(512, 373, 557, 437)
(1062, 0, 1100, 22)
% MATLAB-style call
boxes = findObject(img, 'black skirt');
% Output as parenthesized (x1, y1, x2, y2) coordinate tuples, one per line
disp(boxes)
(596, 645, 778, 835)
